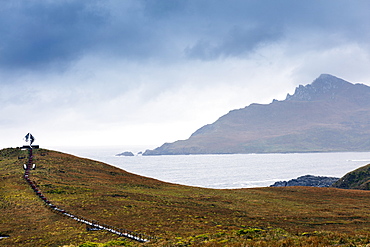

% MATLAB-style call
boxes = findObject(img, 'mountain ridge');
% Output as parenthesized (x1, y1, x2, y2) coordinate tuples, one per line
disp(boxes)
(285, 74, 354, 101)
(144, 74, 370, 155)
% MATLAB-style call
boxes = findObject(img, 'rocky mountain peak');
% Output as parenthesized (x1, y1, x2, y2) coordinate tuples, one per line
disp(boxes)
(143, 74, 370, 155)
(285, 74, 352, 101)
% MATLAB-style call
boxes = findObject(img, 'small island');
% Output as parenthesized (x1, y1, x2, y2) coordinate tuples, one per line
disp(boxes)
(116, 151, 134, 157)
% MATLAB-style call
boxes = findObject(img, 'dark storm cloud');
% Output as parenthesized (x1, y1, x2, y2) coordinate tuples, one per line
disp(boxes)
(0, 0, 370, 70)
(0, 0, 178, 71)
(0, 1, 108, 70)
(183, 0, 370, 59)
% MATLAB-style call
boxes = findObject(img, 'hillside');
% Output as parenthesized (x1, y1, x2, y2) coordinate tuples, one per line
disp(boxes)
(2, 147, 370, 246)
(144, 74, 370, 155)
(332, 163, 370, 190)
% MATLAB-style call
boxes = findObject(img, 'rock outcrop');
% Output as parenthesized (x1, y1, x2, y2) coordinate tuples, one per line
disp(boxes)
(270, 175, 339, 187)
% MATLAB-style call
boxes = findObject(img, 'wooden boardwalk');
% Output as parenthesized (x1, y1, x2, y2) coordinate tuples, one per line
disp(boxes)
(22, 146, 154, 243)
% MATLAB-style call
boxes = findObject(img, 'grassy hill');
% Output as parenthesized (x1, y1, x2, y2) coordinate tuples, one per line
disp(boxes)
(332, 163, 370, 190)
(1, 147, 370, 246)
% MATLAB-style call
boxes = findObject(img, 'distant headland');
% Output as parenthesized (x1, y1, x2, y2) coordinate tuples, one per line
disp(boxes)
(144, 74, 370, 155)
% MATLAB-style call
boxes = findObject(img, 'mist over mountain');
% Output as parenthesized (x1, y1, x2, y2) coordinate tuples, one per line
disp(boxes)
(144, 74, 370, 155)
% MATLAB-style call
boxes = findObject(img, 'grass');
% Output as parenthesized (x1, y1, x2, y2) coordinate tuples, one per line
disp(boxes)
(1, 147, 370, 246)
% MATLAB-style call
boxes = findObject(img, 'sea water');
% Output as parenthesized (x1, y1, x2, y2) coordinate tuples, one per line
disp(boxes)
(50, 146, 370, 189)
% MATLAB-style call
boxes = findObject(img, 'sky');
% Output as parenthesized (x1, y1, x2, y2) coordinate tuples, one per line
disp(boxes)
(1, 0, 370, 149)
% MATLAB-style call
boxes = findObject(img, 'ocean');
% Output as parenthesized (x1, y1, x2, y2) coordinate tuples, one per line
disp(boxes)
(50, 146, 370, 189)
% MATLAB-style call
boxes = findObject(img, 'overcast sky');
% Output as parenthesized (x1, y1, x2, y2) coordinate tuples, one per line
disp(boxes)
(1, 0, 370, 149)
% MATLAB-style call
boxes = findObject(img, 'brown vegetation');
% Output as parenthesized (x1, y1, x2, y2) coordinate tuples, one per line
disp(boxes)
(1, 147, 370, 246)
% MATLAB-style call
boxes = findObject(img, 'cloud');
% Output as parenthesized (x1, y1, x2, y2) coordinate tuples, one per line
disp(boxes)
(0, 1, 108, 71)
(0, 1, 368, 71)
(1, 0, 370, 148)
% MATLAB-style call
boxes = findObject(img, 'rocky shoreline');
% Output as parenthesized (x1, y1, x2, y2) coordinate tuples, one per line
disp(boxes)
(270, 175, 339, 188)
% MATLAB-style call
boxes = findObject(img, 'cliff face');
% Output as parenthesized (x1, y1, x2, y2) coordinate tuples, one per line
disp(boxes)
(144, 74, 370, 155)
